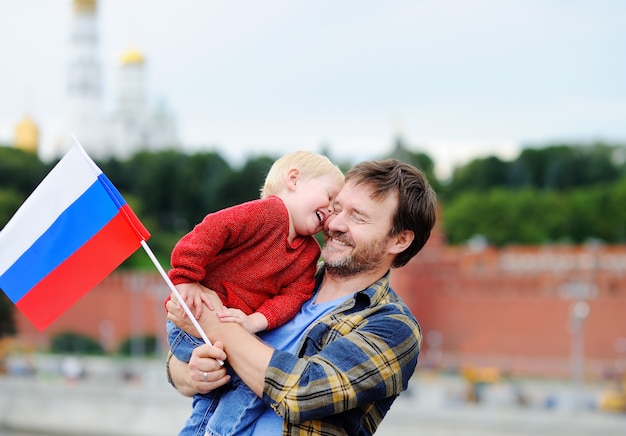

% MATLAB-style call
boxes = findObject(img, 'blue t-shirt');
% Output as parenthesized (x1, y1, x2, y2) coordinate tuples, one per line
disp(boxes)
(250, 295, 351, 435)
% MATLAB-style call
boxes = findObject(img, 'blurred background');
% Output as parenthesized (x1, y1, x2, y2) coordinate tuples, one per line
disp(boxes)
(1, 0, 625, 434)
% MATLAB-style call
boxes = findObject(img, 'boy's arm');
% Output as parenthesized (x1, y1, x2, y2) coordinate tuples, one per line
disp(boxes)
(255, 261, 317, 330)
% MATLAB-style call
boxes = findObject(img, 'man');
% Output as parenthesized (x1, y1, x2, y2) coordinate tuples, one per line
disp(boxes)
(167, 159, 437, 435)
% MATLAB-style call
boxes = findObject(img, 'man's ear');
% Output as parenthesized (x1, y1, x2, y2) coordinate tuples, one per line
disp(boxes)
(389, 230, 414, 254)
(286, 168, 300, 191)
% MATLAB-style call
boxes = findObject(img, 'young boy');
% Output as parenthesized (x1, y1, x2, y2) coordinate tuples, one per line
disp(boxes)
(166, 151, 344, 436)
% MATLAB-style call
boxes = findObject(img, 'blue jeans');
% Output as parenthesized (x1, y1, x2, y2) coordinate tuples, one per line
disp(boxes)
(167, 320, 266, 436)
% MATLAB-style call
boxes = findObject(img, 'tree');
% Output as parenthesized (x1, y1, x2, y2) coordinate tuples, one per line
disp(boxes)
(216, 155, 276, 209)
(0, 293, 16, 338)
(0, 147, 49, 197)
(446, 156, 509, 197)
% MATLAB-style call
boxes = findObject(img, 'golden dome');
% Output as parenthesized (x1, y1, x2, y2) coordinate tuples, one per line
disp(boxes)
(120, 48, 145, 66)
(14, 115, 39, 154)
(73, 0, 96, 13)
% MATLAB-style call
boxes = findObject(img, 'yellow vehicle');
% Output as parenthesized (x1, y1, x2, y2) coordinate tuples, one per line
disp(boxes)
(462, 366, 501, 403)
(599, 373, 626, 413)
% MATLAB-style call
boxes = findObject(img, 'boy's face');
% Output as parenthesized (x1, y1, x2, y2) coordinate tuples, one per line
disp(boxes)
(321, 181, 398, 276)
(290, 174, 343, 236)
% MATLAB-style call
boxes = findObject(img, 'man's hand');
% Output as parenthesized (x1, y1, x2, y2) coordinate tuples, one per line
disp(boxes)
(168, 284, 273, 398)
(169, 342, 230, 396)
(188, 343, 230, 394)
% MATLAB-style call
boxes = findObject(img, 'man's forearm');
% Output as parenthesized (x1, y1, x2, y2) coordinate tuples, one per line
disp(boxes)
(166, 290, 274, 398)
(209, 321, 274, 397)
(168, 353, 199, 397)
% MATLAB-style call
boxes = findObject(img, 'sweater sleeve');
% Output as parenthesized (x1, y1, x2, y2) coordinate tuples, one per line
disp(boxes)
(168, 200, 273, 285)
(255, 246, 319, 329)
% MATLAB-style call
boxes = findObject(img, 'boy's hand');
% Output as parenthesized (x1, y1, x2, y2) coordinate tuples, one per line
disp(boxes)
(174, 283, 200, 319)
(174, 283, 216, 319)
(217, 309, 268, 334)
(171, 283, 224, 319)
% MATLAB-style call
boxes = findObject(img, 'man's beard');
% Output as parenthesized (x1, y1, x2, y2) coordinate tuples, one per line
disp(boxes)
(322, 230, 390, 277)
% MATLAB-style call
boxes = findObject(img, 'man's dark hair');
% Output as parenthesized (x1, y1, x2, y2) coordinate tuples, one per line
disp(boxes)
(345, 159, 437, 268)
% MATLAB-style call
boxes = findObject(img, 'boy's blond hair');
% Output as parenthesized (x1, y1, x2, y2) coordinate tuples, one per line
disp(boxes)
(261, 151, 344, 198)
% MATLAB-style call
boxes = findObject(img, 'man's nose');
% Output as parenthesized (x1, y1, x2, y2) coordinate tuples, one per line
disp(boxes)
(326, 210, 347, 232)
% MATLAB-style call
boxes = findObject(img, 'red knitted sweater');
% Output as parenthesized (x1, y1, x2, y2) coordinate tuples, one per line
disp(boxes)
(168, 196, 320, 330)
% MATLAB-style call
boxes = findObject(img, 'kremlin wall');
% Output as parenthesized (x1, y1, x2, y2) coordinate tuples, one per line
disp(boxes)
(12, 212, 626, 380)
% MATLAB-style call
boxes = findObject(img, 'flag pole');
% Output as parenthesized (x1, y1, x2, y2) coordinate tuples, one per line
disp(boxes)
(140, 240, 223, 364)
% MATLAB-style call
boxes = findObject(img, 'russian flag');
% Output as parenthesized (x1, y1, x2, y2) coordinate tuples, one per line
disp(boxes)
(0, 144, 151, 331)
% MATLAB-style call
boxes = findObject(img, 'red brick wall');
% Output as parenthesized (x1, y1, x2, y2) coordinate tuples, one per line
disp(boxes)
(391, 241, 626, 377)
(12, 234, 626, 378)
(14, 272, 170, 353)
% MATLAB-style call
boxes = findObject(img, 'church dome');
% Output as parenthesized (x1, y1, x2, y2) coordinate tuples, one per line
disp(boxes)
(73, 0, 96, 13)
(120, 48, 145, 66)
(14, 115, 39, 154)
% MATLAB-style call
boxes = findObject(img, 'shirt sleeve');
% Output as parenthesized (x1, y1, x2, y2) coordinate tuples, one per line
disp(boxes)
(261, 308, 421, 424)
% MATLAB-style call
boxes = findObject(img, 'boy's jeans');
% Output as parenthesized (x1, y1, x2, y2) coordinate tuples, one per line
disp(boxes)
(167, 320, 266, 436)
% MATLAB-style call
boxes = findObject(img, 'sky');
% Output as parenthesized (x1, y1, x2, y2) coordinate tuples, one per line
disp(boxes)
(1, 0, 624, 178)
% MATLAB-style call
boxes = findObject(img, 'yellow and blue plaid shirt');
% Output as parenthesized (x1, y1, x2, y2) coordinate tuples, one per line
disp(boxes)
(263, 268, 422, 435)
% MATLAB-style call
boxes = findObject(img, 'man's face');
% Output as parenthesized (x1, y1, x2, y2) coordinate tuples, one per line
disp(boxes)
(321, 181, 397, 277)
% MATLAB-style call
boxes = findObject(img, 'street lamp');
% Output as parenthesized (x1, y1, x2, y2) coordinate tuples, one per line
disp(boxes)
(570, 300, 590, 409)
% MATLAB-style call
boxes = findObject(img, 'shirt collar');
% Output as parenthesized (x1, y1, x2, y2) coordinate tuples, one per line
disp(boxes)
(314, 265, 392, 308)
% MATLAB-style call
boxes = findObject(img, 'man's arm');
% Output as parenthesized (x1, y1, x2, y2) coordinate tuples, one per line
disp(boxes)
(166, 296, 273, 397)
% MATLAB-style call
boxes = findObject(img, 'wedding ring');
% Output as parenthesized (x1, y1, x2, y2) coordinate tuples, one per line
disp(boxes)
(203, 371, 208, 382)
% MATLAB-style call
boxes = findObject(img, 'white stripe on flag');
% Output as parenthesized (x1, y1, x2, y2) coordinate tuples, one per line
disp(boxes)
(0, 146, 102, 276)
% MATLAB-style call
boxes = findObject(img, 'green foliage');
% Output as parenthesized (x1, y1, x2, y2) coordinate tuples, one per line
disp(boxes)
(445, 156, 509, 197)
(117, 335, 159, 357)
(50, 331, 105, 355)
(0, 147, 50, 229)
(216, 155, 276, 208)
(0, 147, 50, 196)
(445, 143, 624, 196)
(0, 293, 16, 338)
(0, 188, 25, 228)
(441, 142, 626, 245)
(99, 150, 234, 232)
(1, 141, 625, 270)
(443, 178, 626, 246)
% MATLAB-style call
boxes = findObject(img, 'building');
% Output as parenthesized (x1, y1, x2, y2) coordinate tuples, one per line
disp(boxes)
(51, 0, 178, 160)
(64, 0, 104, 157)
(13, 115, 40, 154)
(106, 48, 178, 159)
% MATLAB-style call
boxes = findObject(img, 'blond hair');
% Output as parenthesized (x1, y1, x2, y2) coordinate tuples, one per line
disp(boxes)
(261, 151, 344, 198)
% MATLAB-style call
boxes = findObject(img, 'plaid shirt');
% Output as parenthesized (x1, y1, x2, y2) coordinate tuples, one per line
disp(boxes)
(262, 268, 422, 435)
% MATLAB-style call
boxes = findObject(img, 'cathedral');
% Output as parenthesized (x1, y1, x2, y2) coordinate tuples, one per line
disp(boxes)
(18, 0, 178, 160)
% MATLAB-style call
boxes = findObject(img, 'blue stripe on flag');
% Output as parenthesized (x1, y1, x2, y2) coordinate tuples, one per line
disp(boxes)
(98, 174, 127, 208)
(0, 180, 120, 303)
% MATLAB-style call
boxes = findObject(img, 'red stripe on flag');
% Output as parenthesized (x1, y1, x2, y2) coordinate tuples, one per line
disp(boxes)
(120, 204, 151, 240)
(16, 212, 144, 331)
